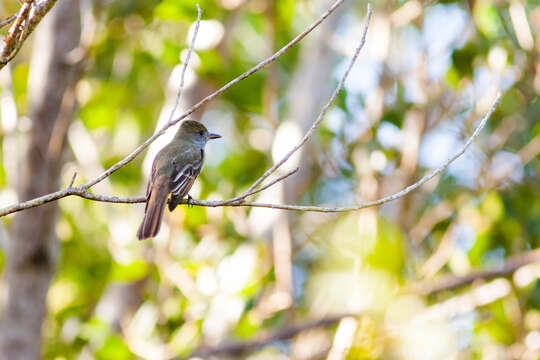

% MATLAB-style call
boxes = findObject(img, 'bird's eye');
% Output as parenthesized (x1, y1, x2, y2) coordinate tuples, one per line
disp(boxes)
(199, 130, 204, 136)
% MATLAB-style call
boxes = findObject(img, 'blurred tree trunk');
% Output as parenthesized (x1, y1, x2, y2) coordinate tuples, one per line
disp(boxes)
(0, 1, 82, 359)
(283, 0, 349, 202)
(268, 0, 350, 314)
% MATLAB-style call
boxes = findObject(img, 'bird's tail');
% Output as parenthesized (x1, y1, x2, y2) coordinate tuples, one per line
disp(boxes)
(137, 176, 168, 240)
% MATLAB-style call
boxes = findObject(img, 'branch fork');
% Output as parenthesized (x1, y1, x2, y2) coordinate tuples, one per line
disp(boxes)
(0, 0, 59, 69)
(0, 1, 501, 220)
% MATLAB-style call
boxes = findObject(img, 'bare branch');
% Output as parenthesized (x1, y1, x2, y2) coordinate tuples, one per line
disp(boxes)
(407, 247, 540, 295)
(178, 313, 350, 360)
(0, 188, 74, 217)
(0, 1, 32, 67)
(241, 167, 299, 199)
(244, 4, 372, 195)
(82, 0, 345, 189)
(0, 92, 501, 216)
(0, 0, 59, 70)
(68, 172, 77, 188)
(0, 12, 19, 29)
(0, 0, 346, 217)
(177, 246, 539, 359)
(0, 3, 501, 220)
(178, 91, 500, 212)
(167, 4, 201, 124)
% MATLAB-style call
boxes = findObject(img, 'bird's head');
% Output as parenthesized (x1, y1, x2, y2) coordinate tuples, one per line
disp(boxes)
(175, 120, 221, 147)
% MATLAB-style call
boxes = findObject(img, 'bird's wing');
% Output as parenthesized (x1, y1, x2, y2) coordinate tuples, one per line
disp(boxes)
(169, 150, 203, 198)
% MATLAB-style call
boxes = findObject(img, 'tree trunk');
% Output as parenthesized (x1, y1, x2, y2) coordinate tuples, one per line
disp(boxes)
(0, 1, 82, 359)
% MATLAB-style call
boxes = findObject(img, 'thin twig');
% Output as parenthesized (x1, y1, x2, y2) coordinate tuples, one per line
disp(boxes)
(241, 167, 299, 199)
(178, 246, 539, 359)
(167, 4, 201, 124)
(0, 12, 19, 28)
(407, 247, 540, 295)
(0, 1, 31, 65)
(209, 167, 299, 206)
(68, 172, 77, 188)
(81, 0, 345, 189)
(162, 92, 500, 212)
(179, 91, 497, 213)
(0, 3, 501, 220)
(0, 0, 59, 70)
(0, 93, 501, 216)
(244, 3, 372, 195)
(179, 248, 540, 359)
(0, 0, 346, 217)
(178, 314, 350, 360)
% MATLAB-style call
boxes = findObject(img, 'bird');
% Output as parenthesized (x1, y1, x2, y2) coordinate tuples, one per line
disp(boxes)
(137, 120, 221, 240)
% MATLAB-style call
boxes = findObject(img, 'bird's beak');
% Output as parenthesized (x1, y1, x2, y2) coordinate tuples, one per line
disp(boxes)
(208, 133, 221, 140)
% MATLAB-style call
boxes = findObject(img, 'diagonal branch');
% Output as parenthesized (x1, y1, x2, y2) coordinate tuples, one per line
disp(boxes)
(0, 0, 59, 70)
(177, 247, 539, 359)
(75, 91, 504, 210)
(81, 0, 345, 189)
(177, 313, 351, 360)
(0, 2, 502, 220)
(241, 167, 299, 199)
(0, 92, 501, 217)
(0, 12, 20, 29)
(176, 246, 540, 359)
(243, 4, 372, 196)
(407, 247, 540, 295)
(0, 1, 32, 66)
(0, 0, 346, 217)
(167, 4, 201, 124)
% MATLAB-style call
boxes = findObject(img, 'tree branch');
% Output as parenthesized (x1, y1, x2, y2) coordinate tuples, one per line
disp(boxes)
(0, 90, 501, 216)
(81, 0, 345, 190)
(0, 1, 32, 67)
(177, 313, 350, 360)
(243, 4, 372, 196)
(0, 12, 19, 29)
(167, 4, 201, 124)
(0, 0, 346, 217)
(407, 247, 540, 295)
(0, 2, 501, 219)
(177, 246, 540, 359)
(241, 167, 299, 199)
(0, 0, 59, 70)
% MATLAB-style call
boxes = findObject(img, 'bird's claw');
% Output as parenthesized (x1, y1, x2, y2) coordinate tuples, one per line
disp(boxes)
(187, 194, 194, 208)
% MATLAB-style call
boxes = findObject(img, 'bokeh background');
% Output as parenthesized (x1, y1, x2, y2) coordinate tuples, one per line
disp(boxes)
(0, 0, 539, 359)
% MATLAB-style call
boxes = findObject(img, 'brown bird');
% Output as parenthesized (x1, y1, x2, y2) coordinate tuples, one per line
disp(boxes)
(137, 120, 221, 240)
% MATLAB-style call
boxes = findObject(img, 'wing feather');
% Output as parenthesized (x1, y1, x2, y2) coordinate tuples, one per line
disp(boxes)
(169, 160, 202, 198)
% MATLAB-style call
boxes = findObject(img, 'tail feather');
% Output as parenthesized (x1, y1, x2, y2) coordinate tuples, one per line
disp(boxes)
(137, 177, 168, 240)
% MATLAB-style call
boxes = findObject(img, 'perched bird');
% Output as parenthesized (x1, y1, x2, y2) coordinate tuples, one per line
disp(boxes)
(137, 120, 221, 240)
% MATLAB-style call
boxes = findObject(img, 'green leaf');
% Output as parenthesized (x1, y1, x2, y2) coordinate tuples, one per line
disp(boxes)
(110, 260, 149, 282)
(474, 2, 502, 38)
(96, 334, 134, 360)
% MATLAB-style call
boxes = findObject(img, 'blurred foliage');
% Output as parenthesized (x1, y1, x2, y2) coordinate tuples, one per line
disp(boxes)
(1, 0, 540, 359)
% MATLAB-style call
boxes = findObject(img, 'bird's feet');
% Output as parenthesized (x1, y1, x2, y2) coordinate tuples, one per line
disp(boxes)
(187, 194, 194, 208)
